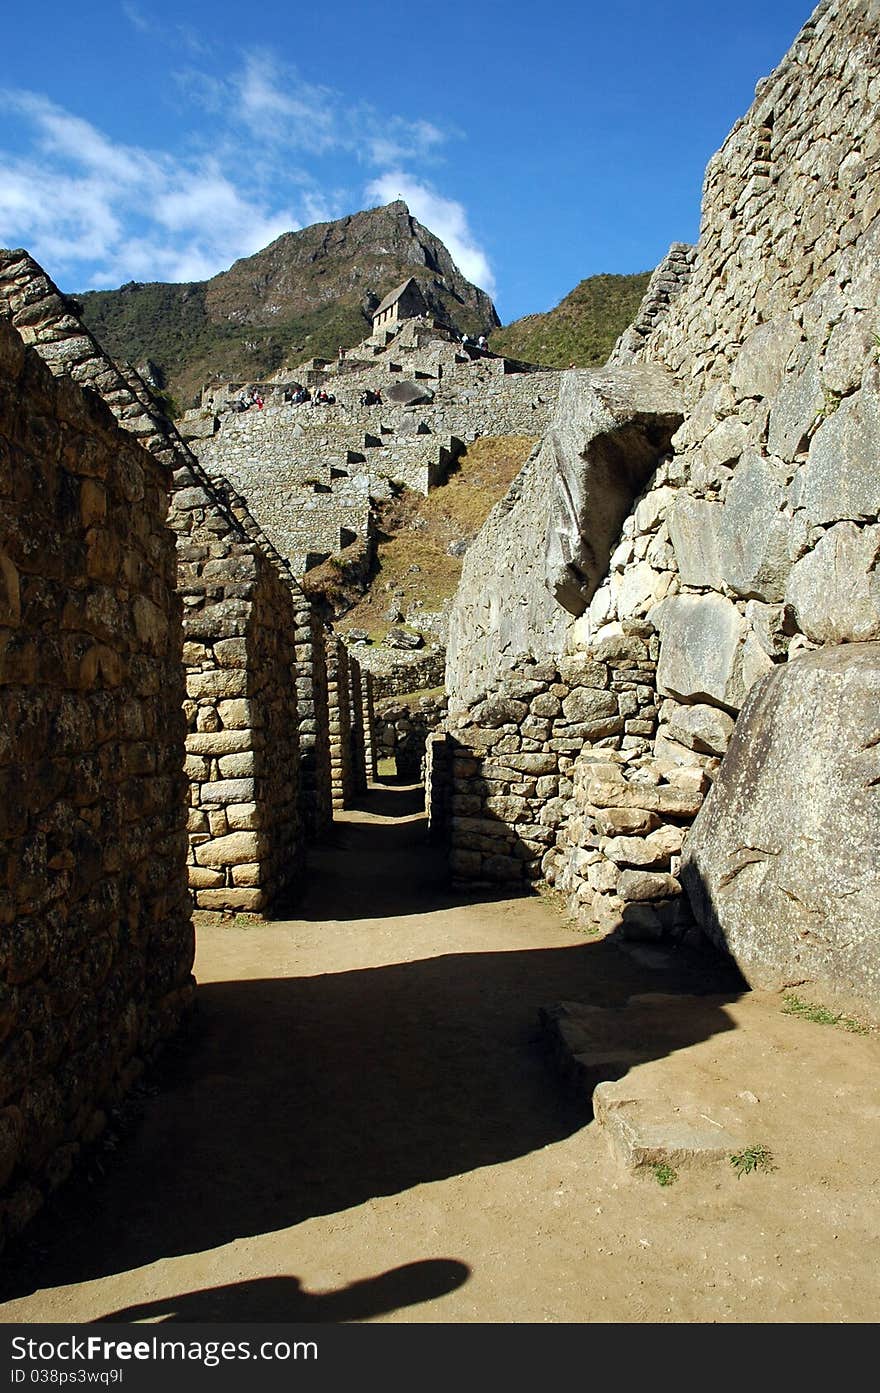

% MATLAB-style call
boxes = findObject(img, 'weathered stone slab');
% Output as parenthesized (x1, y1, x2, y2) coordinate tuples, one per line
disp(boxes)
(701, 417, 748, 469)
(796, 376, 880, 525)
(730, 316, 801, 400)
(655, 594, 772, 712)
(662, 700, 735, 756)
(612, 561, 672, 617)
(385, 380, 435, 406)
(767, 355, 823, 459)
(561, 688, 618, 723)
(593, 807, 662, 836)
(668, 495, 724, 588)
(719, 453, 791, 601)
(785, 522, 880, 643)
(543, 365, 684, 617)
(682, 644, 880, 1015)
(618, 870, 681, 901)
(199, 778, 256, 805)
(594, 1089, 741, 1172)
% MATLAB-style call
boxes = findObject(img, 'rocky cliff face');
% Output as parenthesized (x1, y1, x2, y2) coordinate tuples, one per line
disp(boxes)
(76, 201, 500, 408)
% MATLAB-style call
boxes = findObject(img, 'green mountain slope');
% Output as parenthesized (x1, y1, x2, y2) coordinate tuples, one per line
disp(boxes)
(75, 201, 500, 411)
(490, 271, 651, 369)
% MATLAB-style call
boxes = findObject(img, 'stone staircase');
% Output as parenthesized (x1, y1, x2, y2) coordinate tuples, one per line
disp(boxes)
(181, 318, 560, 578)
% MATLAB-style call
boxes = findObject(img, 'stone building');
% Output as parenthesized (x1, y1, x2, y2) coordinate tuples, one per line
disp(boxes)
(0, 316, 193, 1242)
(184, 325, 558, 579)
(0, 250, 333, 913)
(371, 277, 429, 334)
(441, 0, 880, 1018)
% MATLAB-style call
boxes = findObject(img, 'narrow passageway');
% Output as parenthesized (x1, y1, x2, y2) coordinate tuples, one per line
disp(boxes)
(2, 779, 878, 1324)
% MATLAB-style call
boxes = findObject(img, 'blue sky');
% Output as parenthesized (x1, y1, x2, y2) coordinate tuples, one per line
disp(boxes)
(1, 0, 814, 322)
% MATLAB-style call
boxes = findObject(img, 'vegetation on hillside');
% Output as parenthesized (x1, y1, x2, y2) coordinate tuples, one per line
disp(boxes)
(77, 282, 369, 411)
(490, 271, 651, 368)
(75, 201, 499, 412)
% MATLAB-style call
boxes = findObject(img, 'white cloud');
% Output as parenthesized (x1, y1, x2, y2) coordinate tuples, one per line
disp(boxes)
(235, 52, 338, 151)
(0, 88, 299, 287)
(121, 2, 152, 34)
(365, 171, 496, 296)
(0, 53, 470, 293)
(5, 91, 159, 187)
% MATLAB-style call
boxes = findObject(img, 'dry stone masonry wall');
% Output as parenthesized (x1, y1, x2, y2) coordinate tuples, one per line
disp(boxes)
(0, 250, 333, 911)
(0, 318, 193, 1242)
(326, 638, 372, 811)
(375, 692, 447, 780)
(443, 0, 880, 1013)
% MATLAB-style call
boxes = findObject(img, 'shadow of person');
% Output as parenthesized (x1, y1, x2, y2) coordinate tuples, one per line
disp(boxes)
(97, 1259, 470, 1323)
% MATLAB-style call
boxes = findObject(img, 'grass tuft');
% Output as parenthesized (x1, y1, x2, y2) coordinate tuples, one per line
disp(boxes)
(729, 1144, 775, 1178)
(782, 992, 871, 1035)
(652, 1163, 678, 1187)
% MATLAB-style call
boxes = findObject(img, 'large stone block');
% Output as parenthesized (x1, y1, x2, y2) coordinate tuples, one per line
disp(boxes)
(194, 829, 262, 868)
(668, 496, 724, 588)
(785, 523, 880, 643)
(730, 316, 801, 401)
(184, 599, 251, 641)
(718, 453, 791, 602)
(543, 365, 684, 617)
(618, 870, 681, 902)
(767, 356, 823, 459)
(655, 594, 772, 712)
(612, 561, 672, 617)
(682, 644, 880, 1016)
(796, 376, 880, 525)
(561, 688, 618, 724)
(662, 700, 735, 755)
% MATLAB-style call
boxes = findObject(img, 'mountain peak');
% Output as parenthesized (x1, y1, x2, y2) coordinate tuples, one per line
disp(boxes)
(77, 202, 499, 409)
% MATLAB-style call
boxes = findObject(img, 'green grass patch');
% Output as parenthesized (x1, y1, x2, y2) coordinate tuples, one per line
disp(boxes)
(729, 1144, 775, 1178)
(491, 271, 651, 368)
(781, 992, 871, 1035)
(652, 1163, 678, 1187)
(342, 435, 537, 637)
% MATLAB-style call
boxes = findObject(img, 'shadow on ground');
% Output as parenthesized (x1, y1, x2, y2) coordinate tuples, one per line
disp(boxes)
(97, 1260, 471, 1323)
(1, 781, 745, 1307)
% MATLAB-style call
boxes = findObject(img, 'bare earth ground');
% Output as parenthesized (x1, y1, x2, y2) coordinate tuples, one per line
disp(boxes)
(1, 780, 878, 1324)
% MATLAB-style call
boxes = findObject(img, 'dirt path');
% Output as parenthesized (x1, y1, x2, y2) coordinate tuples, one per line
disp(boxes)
(2, 781, 878, 1323)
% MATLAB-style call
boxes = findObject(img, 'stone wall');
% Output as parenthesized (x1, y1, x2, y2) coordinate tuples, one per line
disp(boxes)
(375, 693, 447, 779)
(174, 503, 304, 916)
(446, 365, 683, 707)
(442, 0, 880, 1007)
(356, 644, 447, 700)
(610, 244, 696, 363)
(0, 249, 333, 908)
(326, 638, 371, 811)
(0, 318, 193, 1239)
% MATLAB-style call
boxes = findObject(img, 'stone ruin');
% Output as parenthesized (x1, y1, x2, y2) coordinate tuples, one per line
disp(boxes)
(0, 249, 381, 1237)
(0, 316, 193, 1242)
(0, 252, 372, 908)
(1, 0, 879, 1249)
(439, 0, 880, 1019)
(181, 313, 559, 583)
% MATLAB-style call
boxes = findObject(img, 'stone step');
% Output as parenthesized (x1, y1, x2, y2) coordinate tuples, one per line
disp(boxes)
(540, 994, 747, 1173)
